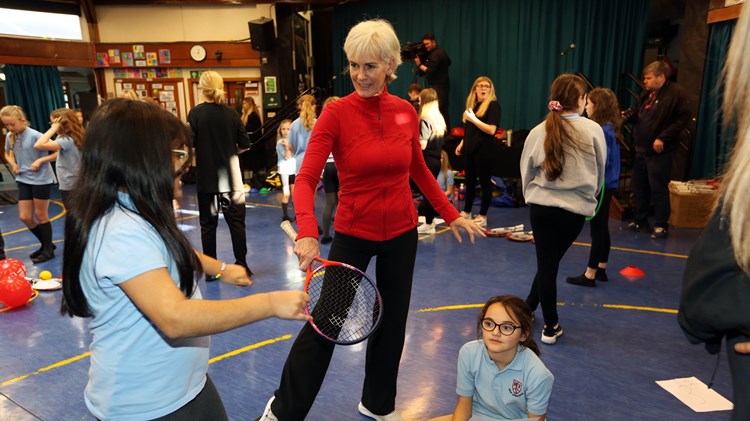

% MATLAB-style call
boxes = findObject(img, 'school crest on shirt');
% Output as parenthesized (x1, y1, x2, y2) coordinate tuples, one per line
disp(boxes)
(509, 379, 524, 397)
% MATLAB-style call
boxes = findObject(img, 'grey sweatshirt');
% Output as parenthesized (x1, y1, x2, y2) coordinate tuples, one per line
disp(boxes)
(520, 114, 606, 216)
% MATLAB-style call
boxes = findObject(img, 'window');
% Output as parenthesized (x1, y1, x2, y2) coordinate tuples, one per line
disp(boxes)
(0, 8, 82, 40)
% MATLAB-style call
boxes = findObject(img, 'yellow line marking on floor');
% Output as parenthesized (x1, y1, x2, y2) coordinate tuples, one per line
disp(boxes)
(1, 351, 91, 387)
(572, 241, 688, 259)
(208, 334, 292, 363)
(418, 302, 678, 314)
(3, 200, 66, 235)
(0, 335, 293, 388)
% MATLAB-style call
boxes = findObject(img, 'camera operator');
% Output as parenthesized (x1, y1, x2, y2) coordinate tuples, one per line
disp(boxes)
(414, 33, 452, 129)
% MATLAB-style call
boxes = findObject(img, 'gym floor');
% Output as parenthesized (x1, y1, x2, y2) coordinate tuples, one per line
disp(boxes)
(0, 178, 734, 420)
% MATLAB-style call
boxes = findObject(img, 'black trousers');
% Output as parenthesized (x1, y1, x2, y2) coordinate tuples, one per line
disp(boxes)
(197, 191, 247, 266)
(526, 205, 585, 328)
(417, 155, 441, 223)
(0, 228, 4, 259)
(271, 229, 418, 420)
(727, 333, 750, 421)
(462, 147, 493, 216)
(587, 188, 614, 268)
(632, 151, 673, 228)
(151, 376, 227, 421)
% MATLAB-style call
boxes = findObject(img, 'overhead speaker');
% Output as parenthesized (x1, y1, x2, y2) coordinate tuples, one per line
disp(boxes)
(249, 18, 275, 51)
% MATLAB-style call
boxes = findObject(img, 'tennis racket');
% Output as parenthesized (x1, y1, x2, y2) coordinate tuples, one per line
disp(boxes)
(506, 231, 534, 242)
(280, 220, 383, 345)
(485, 224, 525, 238)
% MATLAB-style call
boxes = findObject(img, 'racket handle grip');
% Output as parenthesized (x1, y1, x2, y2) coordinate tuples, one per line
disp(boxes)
(280, 220, 298, 242)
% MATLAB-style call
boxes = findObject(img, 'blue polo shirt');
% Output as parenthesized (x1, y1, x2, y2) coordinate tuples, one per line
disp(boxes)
(81, 192, 209, 420)
(54, 136, 81, 191)
(457, 340, 554, 419)
(5, 128, 55, 185)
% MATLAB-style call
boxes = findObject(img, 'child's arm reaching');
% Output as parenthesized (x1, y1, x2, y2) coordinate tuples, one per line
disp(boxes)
(450, 395, 472, 421)
(119, 267, 311, 339)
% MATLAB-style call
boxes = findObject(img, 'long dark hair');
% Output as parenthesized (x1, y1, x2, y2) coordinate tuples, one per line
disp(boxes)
(476, 295, 541, 356)
(542, 73, 589, 181)
(61, 99, 201, 317)
(587, 88, 624, 146)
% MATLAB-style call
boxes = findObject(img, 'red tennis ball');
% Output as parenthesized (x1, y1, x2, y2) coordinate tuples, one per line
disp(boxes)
(0, 274, 33, 308)
(0, 258, 27, 279)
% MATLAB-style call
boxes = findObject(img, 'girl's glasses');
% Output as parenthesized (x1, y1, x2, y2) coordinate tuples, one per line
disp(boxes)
(481, 318, 521, 336)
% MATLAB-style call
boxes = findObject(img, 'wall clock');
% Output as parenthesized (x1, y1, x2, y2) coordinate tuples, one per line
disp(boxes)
(190, 44, 207, 62)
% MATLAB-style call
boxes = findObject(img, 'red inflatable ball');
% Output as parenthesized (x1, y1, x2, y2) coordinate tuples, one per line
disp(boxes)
(0, 258, 27, 279)
(0, 274, 33, 308)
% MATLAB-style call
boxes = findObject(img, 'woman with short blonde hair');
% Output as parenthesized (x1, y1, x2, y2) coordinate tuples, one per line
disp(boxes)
(260, 18, 482, 421)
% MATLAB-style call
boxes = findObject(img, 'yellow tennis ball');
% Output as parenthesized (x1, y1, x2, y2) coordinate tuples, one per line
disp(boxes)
(39, 271, 52, 281)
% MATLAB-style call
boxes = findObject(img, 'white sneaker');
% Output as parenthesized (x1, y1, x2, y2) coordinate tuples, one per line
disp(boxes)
(460, 211, 472, 220)
(433, 217, 445, 225)
(417, 222, 435, 234)
(472, 216, 487, 228)
(358, 402, 404, 421)
(259, 396, 278, 421)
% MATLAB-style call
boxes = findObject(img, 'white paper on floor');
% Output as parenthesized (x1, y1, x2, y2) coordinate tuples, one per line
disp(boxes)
(656, 376, 733, 412)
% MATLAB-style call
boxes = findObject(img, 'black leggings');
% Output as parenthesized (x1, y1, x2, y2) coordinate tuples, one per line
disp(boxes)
(462, 148, 493, 216)
(197, 191, 247, 266)
(271, 229, 418, 420)
(526, 205, 585, 327)
(587, 188, 614, 268)
(149, 376, 227, 421)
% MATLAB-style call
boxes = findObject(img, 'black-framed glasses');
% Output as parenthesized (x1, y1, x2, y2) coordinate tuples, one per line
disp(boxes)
(481, 318, 521, 336)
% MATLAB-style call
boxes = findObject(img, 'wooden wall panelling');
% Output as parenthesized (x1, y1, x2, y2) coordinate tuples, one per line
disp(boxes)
(0, 37, 93, 67)
(93, 42, 260, 69)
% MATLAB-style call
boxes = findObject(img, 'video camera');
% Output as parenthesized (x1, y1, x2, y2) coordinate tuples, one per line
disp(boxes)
(401, 41, 427, 62)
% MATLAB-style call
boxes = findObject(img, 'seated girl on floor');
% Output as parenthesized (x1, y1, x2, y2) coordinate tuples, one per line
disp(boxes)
(452, 295, 554, 420)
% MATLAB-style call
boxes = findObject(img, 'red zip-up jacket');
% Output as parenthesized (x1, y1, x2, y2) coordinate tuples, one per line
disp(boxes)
(294, 87, 460, 241)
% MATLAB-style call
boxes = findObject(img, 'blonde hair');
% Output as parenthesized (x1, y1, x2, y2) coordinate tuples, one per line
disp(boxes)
(241, 96, 259, 126)
(277, 119, 292, 140)
(297, 94, 316, 131)
(51, 108, 85, 148)
(343, 19, 402, 83)
(199, 71, 226, 103)
(323, 96, 340, 109)
(120, 88, 139, 101)
(419, 88, 446, 137)
(463, 76, 497, 122)
(0, 105, 28, 148)
(440, 149, 452, 186)
(720, 4, 750, 274)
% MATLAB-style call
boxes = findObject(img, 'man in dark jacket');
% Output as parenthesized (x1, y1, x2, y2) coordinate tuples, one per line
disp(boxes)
(415, 33, 452, 129)
(624, 60, 691, 239)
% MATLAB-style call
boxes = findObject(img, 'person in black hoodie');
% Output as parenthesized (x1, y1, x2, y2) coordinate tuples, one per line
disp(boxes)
(623, 60, 690, 239)
(679, 6, 750, 420)
(188, 71, 253, 279)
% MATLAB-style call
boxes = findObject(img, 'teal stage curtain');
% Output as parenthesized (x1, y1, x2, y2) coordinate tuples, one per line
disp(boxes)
(331, 0, 649, 131)
(4, 65, 66, 132)
(690, 20, 736, 179)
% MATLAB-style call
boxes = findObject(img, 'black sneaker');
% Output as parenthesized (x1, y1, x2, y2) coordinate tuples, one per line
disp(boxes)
(651, 227, 668, 239)
(31, 248, 55, 264)
(595, 268, 609, 282)
(30, 243, 57, 259)
(541, 324, 563, 345)
(566, 273, 595, 287)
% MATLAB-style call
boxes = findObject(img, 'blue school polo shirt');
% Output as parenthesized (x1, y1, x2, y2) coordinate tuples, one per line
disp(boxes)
(81, 192, 209, 420)
(4, 128, 55, 185)
(457, 340, 554, 419)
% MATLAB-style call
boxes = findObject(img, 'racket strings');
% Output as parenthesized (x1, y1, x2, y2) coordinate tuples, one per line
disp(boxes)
(307, 266, 380, 343)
